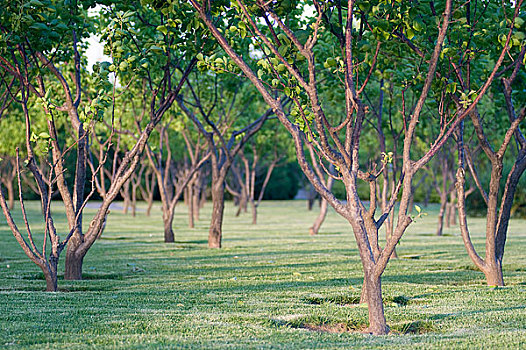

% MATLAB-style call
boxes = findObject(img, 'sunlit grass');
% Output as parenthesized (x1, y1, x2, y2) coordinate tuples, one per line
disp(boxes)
(0, 200, 525, 349)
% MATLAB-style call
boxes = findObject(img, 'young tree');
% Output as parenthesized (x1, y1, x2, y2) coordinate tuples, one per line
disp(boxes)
(454, 17, 526, 286)
(144, 114, 210, 242)
(189, 0, 517, 334)
(228, 121, 290, 224)
(177, 75, 277, 248)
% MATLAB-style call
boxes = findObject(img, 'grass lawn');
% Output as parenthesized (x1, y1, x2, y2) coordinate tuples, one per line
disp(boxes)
(0, 200, 525, 349)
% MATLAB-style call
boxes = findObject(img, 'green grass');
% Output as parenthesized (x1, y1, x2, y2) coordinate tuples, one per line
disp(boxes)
(0, 200, 525, 349)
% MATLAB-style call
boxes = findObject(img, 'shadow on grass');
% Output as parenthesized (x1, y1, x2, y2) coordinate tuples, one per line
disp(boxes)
(429, 305, 526, 321)
(303, 293, 411, 306)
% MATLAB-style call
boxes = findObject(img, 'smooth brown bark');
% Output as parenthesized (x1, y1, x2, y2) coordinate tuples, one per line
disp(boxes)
(363, 274, 388, 335)
(43, 257, 58, 292)
(64, 250, 83, 280)
(436, 194, 447, 236)
(309, 176, 334, 235)
(163, 212, 175, 243)
(208, 181, 225, 248)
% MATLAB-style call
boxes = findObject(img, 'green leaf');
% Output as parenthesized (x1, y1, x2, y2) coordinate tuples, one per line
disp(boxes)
(29, 23, 49, 31)
(150, 45, 163, 53)
(406, 27, 415, 40)
(29, 0, 44, 7)
(157, 25, 168, 35)
(325, 57, 337, 67)
(119, 61, 128, 71)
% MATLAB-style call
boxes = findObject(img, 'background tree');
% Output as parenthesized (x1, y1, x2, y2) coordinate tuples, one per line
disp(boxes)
(177, 74, 277, 248)
(228, 119, 291, 224)
(144, 112, 210, 242)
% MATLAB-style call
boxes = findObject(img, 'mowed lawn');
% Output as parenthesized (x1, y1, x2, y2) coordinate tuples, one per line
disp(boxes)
(0, 200, 525, 349)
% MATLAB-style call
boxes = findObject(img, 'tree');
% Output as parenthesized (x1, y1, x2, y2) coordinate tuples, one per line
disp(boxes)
(189, 0, 516, 334)
(0, 0, 199, 289)
(177, 75, 277, 248)
(228, 120, 290, 224)
(454, 5, 526, 286)
(144, 113, 210, 242)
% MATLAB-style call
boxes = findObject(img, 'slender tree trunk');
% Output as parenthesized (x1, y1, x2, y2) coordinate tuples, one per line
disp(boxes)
(307, 184, 316, 210)
(42, 257, 58, 292)
(209, 180, 225, 248)
(309, 174, 334, 235)
(235, 189, 247, 217)
(386, 173, 398, 259)
(146, 197, 154, 216)
(310, 198, 329, 235)
(445, 202, 451, 228)
(5, 180, 14, 210)
(200, 187, 206, 208)
(121, 180, 130, 214)
(163, 209, 175, 243)
(250, 199, 257, 224)
(145, 171, 156, 217)
(436, 194, 447, 236)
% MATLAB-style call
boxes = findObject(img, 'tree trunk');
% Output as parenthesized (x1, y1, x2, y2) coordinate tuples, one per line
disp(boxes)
(436, 195, 447, 236)
(121, 181, 130, 214)
(484, 261, 504, 286)
(250, 199, 257, 224)
(436, 194, 447, 236)
(163, 209, 175, 243)
(307, 185, 316, 210)
(310, 197, 329, 235)
(64, 241, 84, 280)
(235, 189, 247, 217)
(445, 202, 451, 228)
(5, 180, 14, 210)
(208, 181, 225, 248)
(364, 274, 389, 335)
(200, 186, 207, 208)
(309, 174, 334, 235)
(146, 198, 154, 216)
(43, 258, 58, 292)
